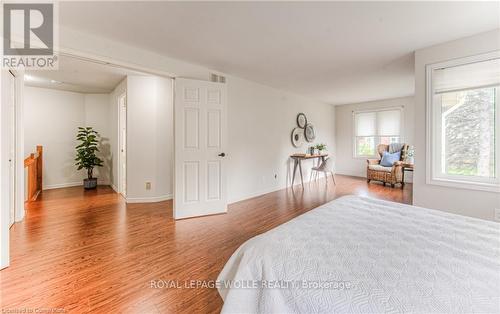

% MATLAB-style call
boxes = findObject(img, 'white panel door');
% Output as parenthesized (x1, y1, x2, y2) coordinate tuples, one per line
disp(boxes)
(0, 70, 16, 230)
(8, 71, 15, 227)
(118, 94, 127, 197)
(174, 78, 227, 219)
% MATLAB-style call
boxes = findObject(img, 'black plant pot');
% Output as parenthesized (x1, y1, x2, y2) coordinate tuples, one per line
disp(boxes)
(84, 178, 98, 190)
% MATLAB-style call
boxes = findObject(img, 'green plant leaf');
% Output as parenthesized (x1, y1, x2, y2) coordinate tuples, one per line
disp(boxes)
(75, 127, 104, 172)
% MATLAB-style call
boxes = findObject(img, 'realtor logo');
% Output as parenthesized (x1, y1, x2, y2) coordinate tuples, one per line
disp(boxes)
(2, 3, 57, 69)
(4, 3, 53, 55)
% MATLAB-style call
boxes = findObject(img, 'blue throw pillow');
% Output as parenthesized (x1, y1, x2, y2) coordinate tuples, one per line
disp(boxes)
(380, 151, 401, 167)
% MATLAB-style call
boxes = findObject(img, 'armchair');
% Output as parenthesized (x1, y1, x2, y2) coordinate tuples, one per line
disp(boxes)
(366, 144, 408, 188)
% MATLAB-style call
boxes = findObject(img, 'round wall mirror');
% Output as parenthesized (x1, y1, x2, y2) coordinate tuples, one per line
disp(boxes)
(291, 127, 304, 147)
(304, 123, 316, 142)
(296, 113, 307, 129)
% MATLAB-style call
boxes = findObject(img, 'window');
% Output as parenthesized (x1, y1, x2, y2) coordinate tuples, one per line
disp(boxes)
(353, 108, 402, 157)
(427, 52, 500, 191)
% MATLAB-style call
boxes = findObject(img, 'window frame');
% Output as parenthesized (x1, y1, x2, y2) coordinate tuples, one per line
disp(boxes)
(425, 51, 500, 192)
(352, 107, 404, 159)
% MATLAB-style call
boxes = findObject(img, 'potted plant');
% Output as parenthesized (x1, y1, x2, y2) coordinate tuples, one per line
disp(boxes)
(75, 127, 103, 189)
(315, 143, 327, 154)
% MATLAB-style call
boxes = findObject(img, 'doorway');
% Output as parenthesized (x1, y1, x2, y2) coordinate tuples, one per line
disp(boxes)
(118, 93, 127, 197)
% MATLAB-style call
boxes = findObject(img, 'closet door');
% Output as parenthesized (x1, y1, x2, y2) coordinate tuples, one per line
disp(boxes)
(174, 78, 227, 219)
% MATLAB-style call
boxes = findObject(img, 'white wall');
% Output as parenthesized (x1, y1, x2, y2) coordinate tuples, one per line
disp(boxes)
(24, 87, 111, 189)
(58, 27, 336, 204)
(126, 76, 174, 202)
(24, 87, 85, 188)
(84, 94, 111, 184)
(414, 29, 500, 221)
(116, 74, 334, 204)
(155, 77, 174, 200)
(335, 96, 415, 179)
(226, 76, 336, 202)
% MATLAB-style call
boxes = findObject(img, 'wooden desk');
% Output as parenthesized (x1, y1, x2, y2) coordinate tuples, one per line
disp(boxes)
(290, 154, 328, 187)
(401, 163, 414, 187)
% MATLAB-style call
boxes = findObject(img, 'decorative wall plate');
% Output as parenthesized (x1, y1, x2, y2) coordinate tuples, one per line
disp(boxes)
(304, 123, 316, 142)
(296, 113, 307, 129)
(291, 127, 304, 148)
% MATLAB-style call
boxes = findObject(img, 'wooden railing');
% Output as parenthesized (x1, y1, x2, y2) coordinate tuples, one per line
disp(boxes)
(24, 145, 43, 203)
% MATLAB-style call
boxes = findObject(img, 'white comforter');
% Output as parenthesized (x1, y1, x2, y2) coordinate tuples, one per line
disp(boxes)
(217, 195, 500, 314)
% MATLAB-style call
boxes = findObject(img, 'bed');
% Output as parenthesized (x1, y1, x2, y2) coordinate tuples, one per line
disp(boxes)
(217, 195, 500, 313)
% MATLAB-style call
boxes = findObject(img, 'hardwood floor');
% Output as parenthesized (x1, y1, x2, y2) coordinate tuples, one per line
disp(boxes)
(1, 175, 412, 313)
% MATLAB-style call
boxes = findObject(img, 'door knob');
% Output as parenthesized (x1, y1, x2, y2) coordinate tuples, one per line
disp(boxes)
(218, 153, 226, 157)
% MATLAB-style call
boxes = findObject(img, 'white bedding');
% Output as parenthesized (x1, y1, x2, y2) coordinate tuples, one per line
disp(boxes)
(217, 195, 500, 314)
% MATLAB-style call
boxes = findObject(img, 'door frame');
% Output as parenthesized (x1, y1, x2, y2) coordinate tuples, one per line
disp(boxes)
(54, 49, 175, 201)
(117, 92, 127, 197)
(14, 69, 24, 225)
(54, 47, 176, 197)
(10, 68, 24, 225)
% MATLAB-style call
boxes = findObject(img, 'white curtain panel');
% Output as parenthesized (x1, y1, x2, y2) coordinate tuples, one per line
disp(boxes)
(433, 58, 500, 94)
(355, 111, 376, 136)
(377, 109, 401, 136)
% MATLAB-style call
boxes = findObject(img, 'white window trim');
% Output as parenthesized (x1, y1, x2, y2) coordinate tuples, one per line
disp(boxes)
(352, 106, 404, 159)
(425, 51, 500, 193)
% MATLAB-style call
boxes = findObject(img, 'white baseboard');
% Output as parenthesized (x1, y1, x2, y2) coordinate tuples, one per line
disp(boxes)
(110, 184, 119, 193)
(126, 194, 173, 203)
(228, 185, 285, 204)
(228, 176, 322, 204)
(43, 182, 82, 190)
(335, 170, 366, 178)
(43, 181, 111, 190)
(174, 207, 227, 220)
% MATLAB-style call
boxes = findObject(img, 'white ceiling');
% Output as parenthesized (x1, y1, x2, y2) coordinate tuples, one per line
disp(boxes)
(59, 2, 500, 104)
(25, 55, 141, 93)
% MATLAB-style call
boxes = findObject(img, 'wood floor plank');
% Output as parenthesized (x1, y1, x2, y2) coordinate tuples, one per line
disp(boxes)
(0, 175, 412, 313)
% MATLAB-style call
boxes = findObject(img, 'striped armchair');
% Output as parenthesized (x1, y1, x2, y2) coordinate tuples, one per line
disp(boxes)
(366, 144, 408, 188)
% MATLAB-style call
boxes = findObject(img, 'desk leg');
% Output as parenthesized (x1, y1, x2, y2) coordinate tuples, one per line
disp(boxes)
(291, 159, 298, 187)
(298, 159, 304, 188)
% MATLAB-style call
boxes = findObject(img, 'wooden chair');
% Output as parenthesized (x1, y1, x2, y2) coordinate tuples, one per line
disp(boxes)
(367, 144, 408, 188)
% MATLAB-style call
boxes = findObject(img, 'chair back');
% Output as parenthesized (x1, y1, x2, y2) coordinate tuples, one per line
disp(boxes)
(377, 144, 389, 159)
(377, 143, 408, 161)
(318, 157, 335, 171)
